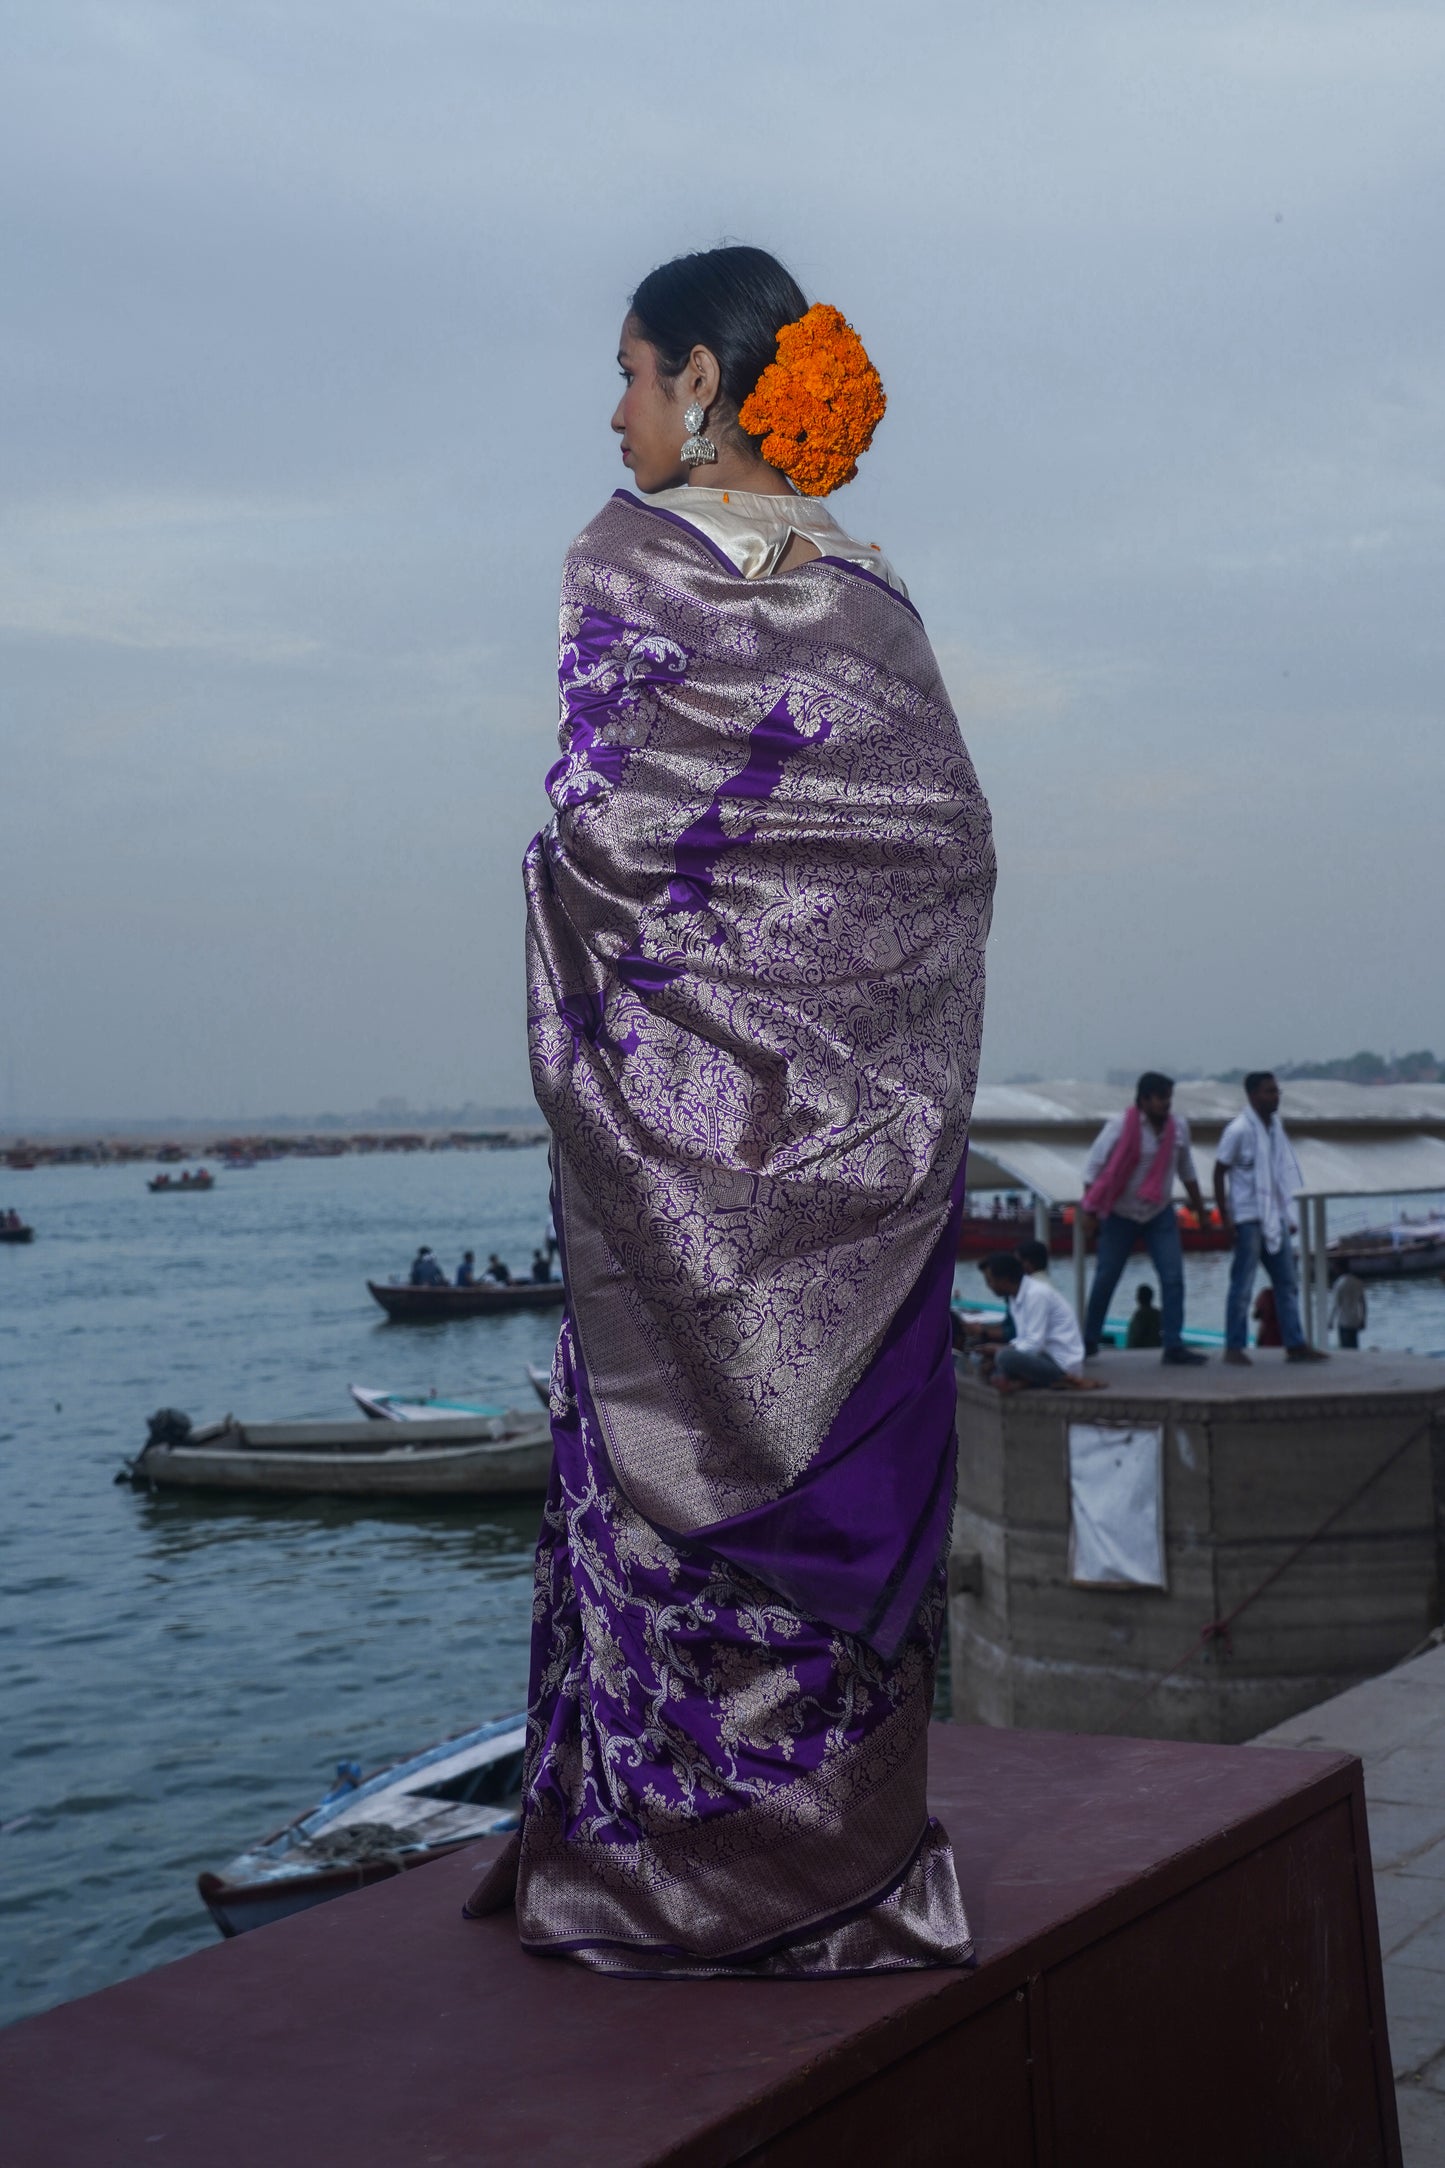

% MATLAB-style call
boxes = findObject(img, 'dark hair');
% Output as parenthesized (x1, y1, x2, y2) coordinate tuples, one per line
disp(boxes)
(981, 1251, 1024, 1288)
(1016, 1240, 1050, 1273)
(1244, 1071, 1276, 1097)
(1136, 1071, 1174, 1103)
(629, 246, 807, 431)
(1135, 1284, 1155, 1304)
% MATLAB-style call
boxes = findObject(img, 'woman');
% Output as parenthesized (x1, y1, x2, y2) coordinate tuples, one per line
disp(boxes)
(467, 247, 995, 1976)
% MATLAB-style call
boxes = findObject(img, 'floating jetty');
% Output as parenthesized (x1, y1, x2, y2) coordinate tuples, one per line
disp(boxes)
(949, 1349, 1445, 1745)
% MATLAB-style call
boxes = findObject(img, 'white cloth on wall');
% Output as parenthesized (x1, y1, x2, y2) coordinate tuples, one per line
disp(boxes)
(1068, 1423, 1166, 1589)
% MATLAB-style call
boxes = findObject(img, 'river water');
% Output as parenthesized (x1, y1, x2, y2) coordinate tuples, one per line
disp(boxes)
(2, 1153, 1442, 2027)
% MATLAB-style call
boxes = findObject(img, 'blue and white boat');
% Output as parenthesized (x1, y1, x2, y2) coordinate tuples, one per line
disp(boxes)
(197, 1713, 526, 1937)
(349, 1384, 516, 1424)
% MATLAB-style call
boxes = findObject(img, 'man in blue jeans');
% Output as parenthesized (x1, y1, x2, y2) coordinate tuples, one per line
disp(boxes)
(1080, 1071, 1211, 1364)
(1213, 1072, 1327, 1365)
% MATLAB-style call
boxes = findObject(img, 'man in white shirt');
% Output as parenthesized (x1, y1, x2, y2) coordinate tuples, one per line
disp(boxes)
(1213, 1072, 1325, 1364)
(980, 1252, 1084, 1390)
(1079, 1071, 1211, 1364)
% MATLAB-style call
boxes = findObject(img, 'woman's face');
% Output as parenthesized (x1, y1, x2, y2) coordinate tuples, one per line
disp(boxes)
(612, 317, 693, 493)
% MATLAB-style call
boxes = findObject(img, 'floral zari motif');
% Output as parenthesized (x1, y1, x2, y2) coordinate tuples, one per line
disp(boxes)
(474, 492, 993, 1974)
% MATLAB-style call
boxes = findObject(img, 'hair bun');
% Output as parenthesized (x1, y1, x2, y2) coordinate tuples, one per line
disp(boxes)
(737, 304, 886, 496)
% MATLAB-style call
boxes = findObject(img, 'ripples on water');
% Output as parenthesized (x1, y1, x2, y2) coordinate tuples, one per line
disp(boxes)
(2, 1157, 1442, 2026)
(0, 1151, 559, 2026)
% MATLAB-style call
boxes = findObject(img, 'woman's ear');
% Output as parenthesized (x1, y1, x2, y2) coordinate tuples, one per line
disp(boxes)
(687, 344, 722, 408)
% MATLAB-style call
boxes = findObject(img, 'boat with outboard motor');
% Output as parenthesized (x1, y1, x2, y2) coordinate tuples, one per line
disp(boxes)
(123, 1402, 552, 1496)
(196, 1712, 526, 1937)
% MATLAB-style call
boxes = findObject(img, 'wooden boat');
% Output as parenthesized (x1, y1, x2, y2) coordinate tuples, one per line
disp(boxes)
(124, 1407, 553, 1497)
(956, 1209, 1231, 1260)
(1328, 1218, 1445, 1280)
(367, 1276, 564, 1319)
(148, 1169, 215, 1193)
(0, 1223, 34, 1244)
(350, 1385, 514, 1423)
(196, 1712, 526, 1937)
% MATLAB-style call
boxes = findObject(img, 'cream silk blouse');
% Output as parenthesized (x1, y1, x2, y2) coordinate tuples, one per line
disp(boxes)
(643, 484, 908, 598)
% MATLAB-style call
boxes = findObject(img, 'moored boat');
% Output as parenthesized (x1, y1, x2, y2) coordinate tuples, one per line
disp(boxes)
(1328, 1217, 1445, 1280)
(350, 1384, 514, 1423)
(197, 1712, 526, 1937)
(124, 1405, 553, 1496)
(956, 1208, 1231, 1260)
(367, 1276, 564, 1319)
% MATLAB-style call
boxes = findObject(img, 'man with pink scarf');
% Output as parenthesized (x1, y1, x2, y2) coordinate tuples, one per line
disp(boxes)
(1080, 1071, 1211, 1363)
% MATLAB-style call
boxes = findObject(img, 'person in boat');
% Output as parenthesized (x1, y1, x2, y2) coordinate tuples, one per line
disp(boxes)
(466, 247, 993, 1979)
(456, 1249, 477, 1288)
(1328, 1270, 1367, 1349)
(1125, 1284, 1163, 1349)
(1080, 1072, 1210, 1366)
(409, 1246, 446, 1287)
(1214, 1073, 1326, 1364)
(975, 1253, 1085, 1390)
(483, 1252, 512, 1285)
(529, 1248, 553, 1283)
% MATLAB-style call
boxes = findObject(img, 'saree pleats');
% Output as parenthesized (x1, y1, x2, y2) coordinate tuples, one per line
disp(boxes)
(468, 1318, 971, 1976)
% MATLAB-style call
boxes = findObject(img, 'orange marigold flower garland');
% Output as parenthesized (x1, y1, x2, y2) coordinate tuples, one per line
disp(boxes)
(737, 303, 886, 497)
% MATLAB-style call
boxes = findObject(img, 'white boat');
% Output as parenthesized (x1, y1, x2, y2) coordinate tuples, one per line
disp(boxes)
(126, 1406, 552, 1497)
(350, 1384, 515, 1423)
(526, 1363, 551, 1408)
(197, 1713, 526, 1936)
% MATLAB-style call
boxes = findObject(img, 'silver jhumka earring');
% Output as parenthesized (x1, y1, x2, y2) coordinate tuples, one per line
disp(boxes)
(680, 399, 717, 467)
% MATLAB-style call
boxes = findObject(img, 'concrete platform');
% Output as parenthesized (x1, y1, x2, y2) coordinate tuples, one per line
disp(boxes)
(951, 1350, 1445, 1744)
(0, 1724, 1400, 2166)
(1259, 1638, 1445, 2163)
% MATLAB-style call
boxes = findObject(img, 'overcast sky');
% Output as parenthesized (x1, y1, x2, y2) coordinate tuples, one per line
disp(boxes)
(3, 1, 1442, 1120)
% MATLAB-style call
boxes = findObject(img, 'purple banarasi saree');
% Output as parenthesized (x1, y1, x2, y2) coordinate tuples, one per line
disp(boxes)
(468, 489, 994, 1975)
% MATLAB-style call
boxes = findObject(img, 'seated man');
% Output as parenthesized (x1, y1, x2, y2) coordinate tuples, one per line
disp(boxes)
(977, 1252, 1086, 1392)
(530, 1248, 553, 1283)
(484, 1252, 512, 1286)
(456, 1249, 477, 1288)
(409, 1245, 446, 1287)
(957, 1236, 1051, 1355)
(1125, 1285, 1163, 1348)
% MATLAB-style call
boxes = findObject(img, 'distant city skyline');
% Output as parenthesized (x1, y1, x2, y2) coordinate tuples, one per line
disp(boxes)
(4, 2, 1443, 1118)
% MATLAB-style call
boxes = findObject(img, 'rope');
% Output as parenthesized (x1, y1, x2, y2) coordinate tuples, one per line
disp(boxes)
(1115, 1411, 1439, 1726)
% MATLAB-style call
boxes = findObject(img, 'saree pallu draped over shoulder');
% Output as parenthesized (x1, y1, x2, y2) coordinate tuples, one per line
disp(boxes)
(467, 490, 995, 1975)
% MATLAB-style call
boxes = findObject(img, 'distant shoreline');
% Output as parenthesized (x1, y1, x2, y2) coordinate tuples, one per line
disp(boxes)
(2, 1125, 549, 1168)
